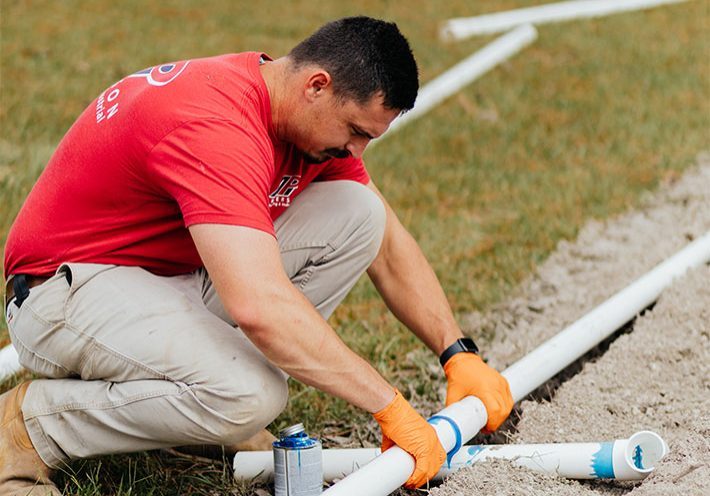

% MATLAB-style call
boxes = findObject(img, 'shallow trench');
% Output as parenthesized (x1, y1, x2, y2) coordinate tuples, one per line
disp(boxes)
(425, 156, 710, 496)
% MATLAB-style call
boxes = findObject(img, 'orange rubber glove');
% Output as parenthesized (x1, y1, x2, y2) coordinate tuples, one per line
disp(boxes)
(443, 353, 513, 433)
(373, 389, 446, 489)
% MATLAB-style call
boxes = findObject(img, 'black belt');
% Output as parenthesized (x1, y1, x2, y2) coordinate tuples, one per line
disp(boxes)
(4, 274, 53, 308)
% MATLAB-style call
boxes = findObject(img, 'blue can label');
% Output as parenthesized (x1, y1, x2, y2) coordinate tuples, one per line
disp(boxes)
(273, 428, 322, 495)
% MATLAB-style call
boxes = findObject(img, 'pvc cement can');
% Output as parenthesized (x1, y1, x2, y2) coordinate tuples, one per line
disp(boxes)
(273, 423, 323, 495)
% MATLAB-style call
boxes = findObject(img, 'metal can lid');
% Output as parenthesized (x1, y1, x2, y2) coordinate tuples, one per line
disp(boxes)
(279, 423, 305, 438)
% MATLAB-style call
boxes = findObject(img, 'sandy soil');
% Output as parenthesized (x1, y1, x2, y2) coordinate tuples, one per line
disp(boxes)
(430, 154, 710, 495)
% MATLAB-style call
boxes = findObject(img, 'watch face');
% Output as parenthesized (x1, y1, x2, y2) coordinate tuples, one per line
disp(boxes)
(440, 338, 479, 366)
(459, 338, 479, 353)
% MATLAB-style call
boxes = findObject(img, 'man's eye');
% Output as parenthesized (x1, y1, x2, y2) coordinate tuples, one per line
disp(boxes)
(352, 127, 367, 138)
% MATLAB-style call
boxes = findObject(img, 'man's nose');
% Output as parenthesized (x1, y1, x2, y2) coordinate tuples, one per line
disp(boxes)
(346, 137, 369, 159)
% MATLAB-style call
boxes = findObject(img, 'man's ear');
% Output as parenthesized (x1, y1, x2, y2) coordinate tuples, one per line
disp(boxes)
(304, 70, 332, 101)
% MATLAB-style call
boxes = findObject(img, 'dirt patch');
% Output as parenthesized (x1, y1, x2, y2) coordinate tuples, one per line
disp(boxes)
(430, 154, 710, 495)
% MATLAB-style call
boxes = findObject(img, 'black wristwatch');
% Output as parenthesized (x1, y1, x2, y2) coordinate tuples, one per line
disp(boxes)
(439, 337, 479, 367)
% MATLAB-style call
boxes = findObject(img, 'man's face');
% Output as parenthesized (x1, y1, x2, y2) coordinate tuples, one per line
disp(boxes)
(296, 91, 400, 164)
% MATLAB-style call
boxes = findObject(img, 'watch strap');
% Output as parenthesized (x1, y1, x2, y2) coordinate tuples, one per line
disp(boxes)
(439, 337, 479, 367)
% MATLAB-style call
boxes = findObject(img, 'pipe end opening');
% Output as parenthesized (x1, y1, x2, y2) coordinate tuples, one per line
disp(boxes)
(625, 431, 668, 473)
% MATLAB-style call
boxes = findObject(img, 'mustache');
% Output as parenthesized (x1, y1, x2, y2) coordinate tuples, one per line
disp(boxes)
(324, 148, 351, 159)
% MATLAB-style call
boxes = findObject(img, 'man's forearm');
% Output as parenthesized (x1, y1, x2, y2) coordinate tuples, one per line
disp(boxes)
(364, 183, 514, 436)
(239, 281, 396, 413)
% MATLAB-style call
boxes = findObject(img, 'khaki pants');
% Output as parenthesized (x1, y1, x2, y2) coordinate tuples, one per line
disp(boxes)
(5, 181, 385, 468)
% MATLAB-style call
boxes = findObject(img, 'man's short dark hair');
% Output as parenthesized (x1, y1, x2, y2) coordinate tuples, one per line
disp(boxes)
(289, 16, 419, 112)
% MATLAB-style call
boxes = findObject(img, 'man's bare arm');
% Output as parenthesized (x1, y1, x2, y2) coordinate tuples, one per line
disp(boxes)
(365, 181, 464, 355)
(189, 223, 394, 413)
(365, 181, 514, 431)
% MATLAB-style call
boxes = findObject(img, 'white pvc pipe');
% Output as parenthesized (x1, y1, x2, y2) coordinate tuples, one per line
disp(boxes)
(0, 344, 22, 380)
(440, 0, 689, 40)
(234, 430, 667, 482)
(320, 231, 710, 495)
(234, 448, 380, 483)
(438, 429, 669, 480)
(503, 230, 710, 401)
(373, 24, 537, 143)
(442, 430, 668, 480)
(320, 396, 488, 493)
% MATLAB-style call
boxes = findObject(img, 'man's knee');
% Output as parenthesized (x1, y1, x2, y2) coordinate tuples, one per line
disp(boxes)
(202, 363, 289, 443)
(242, 367, 289, 428)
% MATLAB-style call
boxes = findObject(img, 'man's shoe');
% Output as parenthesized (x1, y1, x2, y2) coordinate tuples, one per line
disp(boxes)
(228, 428, 277, 453)
(169, 428, 278, 460)
(0, 382, 61, 496)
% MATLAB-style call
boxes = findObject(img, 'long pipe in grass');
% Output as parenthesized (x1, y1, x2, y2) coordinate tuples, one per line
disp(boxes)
(0, 341, 21, 379)
(372, 23, 537, 144)
(440, 0, 690, 40)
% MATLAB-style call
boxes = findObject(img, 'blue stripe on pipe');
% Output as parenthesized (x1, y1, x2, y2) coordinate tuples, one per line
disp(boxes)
(428, 415, 462, 468)
(590, 442, 615, 478)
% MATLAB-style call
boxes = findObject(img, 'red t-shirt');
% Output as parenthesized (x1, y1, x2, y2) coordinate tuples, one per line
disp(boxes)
(4, 52, 369, 277)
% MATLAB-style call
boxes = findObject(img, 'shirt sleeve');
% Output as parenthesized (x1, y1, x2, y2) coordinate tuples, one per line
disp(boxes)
(145, 118, 276, 236)
(315, 155, 370, 185)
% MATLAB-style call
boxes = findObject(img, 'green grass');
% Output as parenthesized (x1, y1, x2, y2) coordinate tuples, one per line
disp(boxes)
(1, 0, 709, 494)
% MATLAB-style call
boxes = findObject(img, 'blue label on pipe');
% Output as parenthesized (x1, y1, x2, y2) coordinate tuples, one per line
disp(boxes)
(590, 442, 615, 478)
(428, 415, 462, 468)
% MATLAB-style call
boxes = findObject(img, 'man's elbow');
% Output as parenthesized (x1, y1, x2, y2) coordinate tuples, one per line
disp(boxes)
(223, 287, 289, 337)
